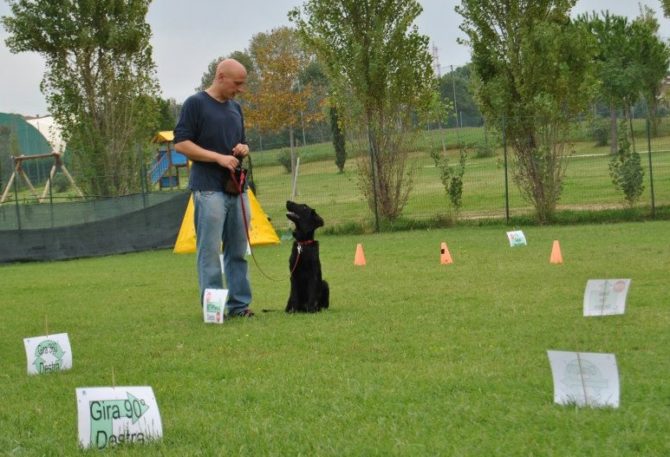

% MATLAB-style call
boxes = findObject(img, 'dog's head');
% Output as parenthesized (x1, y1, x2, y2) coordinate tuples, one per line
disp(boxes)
(286, 200, 324, 241)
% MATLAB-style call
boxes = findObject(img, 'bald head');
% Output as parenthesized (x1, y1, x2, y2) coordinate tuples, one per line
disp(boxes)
(209, 58, 247, 101)
(217, 59, 247, 80)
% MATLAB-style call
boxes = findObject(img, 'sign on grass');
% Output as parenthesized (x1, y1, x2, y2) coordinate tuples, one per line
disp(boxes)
(24, 332, 72, 375)
(583, 279, 631, 316)
(76, 386, 163, 449)
(203, 288, 228, 324)
(506, 230, 527, 247)
(547, 350, 619, 408)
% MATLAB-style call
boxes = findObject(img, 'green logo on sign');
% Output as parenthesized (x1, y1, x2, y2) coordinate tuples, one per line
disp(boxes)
(33, 339, 64, 373)
(89, 393, 150, 449)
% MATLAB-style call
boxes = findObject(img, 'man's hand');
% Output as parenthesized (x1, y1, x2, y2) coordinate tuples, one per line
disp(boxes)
(216, 154, 239, 172)
(232, 143, 249, 158)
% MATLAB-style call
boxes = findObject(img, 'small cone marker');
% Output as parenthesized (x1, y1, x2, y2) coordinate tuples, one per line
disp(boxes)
(354, 243, 366, 266)
(440, 242, 453, 265)
(550, 240, 563, 264)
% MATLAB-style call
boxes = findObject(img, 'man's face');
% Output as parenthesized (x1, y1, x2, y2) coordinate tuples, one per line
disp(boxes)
(220, 71, 246, 99)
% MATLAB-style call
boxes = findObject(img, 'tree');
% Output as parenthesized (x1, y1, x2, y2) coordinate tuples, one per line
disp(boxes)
(156, 97, 178, 131)
(579, 9, 670, 145)
(245, 26, 321, 186)
(457, 0, 597, 223)
(2, 0, 160, 196)
(631, 7, 670, 137)
(197, 51, 254, 92)
(579, 13, 640, 153)
(438, 64, 482, 128)
(330, 106, 346, 172)
(290, 0, 435, 224)
(609, 120, 644, 207)
(662, 0, 670, 17)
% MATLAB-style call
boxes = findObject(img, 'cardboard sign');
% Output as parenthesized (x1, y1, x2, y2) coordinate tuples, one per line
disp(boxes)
(583, 279, 631, 316)
(547, 350, 619, 408)
(24, 332, 72, 375)
(76, 386, 163, 449)
(506, 230, 527, 247)
(203, 288, 228, 324)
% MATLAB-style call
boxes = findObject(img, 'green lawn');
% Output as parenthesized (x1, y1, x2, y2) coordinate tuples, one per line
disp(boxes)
(1, 220, 669, 455)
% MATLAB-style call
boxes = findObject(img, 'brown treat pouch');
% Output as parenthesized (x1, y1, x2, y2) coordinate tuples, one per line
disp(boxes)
(224, 166, 247, 195)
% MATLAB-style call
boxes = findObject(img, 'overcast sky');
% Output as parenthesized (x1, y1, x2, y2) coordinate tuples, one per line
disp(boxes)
(1, 0, 668, 117)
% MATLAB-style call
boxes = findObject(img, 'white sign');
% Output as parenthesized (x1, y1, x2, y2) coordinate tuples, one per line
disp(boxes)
(547, 350, 619, 408)
(76, 386, 163, 449)
(203, 288, 228, 324)
(506, 230, 527, 247)
(24, 332, 72, 375)
(583, 279, 631, 316)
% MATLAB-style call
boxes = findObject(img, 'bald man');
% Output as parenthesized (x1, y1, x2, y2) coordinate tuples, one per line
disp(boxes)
(174, 59, 254, 318)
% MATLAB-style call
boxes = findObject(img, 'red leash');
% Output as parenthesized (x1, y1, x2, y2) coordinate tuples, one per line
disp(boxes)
(230, 169, 292, 282)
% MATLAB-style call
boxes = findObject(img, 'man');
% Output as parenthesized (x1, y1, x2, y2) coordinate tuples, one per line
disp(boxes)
(174, 58, 254, 318)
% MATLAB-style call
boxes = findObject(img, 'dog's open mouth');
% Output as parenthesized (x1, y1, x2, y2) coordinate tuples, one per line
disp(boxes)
(286, 211, 299, 224)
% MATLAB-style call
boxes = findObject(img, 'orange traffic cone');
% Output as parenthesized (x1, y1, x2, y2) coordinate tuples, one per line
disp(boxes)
(440, 242, 453, 265)
(550, 240, 563, 264)
(354, 243, 366, 266)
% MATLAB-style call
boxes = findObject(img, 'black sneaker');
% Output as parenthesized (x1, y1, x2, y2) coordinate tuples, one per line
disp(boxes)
(228, 309, 255, 318)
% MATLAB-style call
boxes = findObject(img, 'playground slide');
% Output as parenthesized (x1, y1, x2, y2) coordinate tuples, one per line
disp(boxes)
(149, 150, 187, 185)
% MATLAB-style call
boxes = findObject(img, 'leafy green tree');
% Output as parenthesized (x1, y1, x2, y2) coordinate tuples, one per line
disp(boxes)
(156, 97, 178, 131)
(438, 64, 482, 128)
(579, 13, 641, 153)
(2, 0, 159, 196)
(197, 51, 254, 92)
(631, 8, 670, 137)
(457, 0, 597, 223)
(579, 9, 669, 144)
(662, 0, 670, 17)
(609, 120, 644, 207)
(290, 0, 435, 224)
(430, 145, 467, 217)
(330, 106, 346, 172)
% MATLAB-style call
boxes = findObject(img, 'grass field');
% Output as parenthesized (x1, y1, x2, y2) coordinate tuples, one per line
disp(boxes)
(1, 220, 669, 455)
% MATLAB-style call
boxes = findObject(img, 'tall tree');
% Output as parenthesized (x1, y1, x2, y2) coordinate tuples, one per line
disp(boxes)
(2, 0, 159, 196)
(662, 0, 670, 17)
(439, 64, 482, 128)
(578, 13, 638, 153)
(457, 0, 597, 223)
(631, 7, 670, 137)
(245, 26, 320, 181)
(290, 0, 435, 224)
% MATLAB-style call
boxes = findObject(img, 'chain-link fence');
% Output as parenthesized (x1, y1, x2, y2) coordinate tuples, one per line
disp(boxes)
(1, 115, 668, 238)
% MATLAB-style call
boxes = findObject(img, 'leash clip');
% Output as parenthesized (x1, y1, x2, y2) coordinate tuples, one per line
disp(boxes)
(297, 244, 303, 255)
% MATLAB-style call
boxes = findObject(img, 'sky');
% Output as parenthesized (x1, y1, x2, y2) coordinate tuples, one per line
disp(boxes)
(1, 0, 669, 117)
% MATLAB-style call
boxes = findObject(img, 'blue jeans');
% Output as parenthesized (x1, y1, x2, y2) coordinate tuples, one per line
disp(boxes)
(193, 190, 251, 315)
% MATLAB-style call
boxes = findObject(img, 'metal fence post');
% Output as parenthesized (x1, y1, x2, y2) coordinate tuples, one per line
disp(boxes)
(646, 117, 656, 218)
(502, 116, 510, 224)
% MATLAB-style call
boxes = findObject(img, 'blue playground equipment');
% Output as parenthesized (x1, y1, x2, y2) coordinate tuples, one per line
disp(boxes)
(149, 131, 188, 189)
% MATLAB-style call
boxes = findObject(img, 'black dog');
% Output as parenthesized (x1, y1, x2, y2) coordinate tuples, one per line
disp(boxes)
(285, 201, 329, 313)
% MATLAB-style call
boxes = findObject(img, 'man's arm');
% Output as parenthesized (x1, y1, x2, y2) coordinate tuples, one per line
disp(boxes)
(174, 140, 240, 172)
